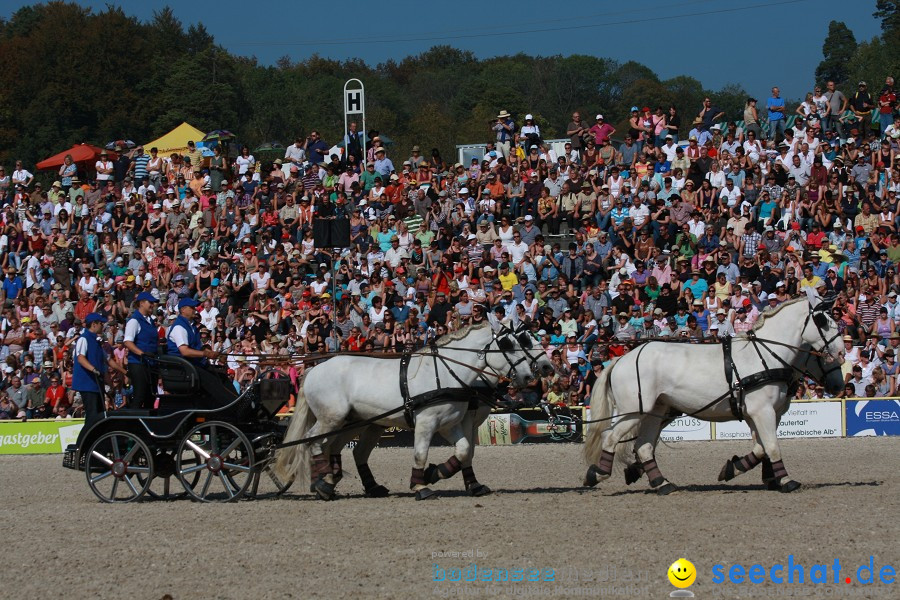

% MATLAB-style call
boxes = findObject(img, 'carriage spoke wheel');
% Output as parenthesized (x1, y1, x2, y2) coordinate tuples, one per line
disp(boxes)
(248, 461, 295, 499)
(177, 422, 254, 502)
(136, 451, 199, 501)
(85, 431, 154, 503)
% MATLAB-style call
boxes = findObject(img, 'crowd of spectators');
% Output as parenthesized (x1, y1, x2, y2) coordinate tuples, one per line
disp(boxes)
(1, 76, 900, 419)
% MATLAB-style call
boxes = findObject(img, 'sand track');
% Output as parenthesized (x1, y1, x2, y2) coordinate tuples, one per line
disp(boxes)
(1, 438, 897, 599)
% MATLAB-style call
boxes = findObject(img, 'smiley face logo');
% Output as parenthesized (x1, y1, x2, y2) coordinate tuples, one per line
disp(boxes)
(668, 558, 696, 588)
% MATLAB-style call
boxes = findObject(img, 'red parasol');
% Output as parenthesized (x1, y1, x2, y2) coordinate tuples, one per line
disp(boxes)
(35, 143, 118, 170)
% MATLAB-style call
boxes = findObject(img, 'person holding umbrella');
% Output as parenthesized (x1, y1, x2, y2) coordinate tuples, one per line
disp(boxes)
(123, 291, 160, 409)
(72, 313, 127, 446)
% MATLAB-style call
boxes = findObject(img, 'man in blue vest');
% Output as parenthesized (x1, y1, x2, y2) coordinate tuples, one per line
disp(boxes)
(167, 298, 236, 407)
(73, 313, 127, 447)
(123, 291, 160, 409)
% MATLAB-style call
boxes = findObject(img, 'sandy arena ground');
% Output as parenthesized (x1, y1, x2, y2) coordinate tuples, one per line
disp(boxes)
(0, 438, 898, 600)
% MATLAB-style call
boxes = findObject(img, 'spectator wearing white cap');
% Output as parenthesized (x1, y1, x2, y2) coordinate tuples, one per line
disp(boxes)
(520, 114, 541, 149)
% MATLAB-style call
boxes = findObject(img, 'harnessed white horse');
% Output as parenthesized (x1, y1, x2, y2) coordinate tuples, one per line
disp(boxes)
(583, 294, 845, 494)
(274, 322, 554, 500)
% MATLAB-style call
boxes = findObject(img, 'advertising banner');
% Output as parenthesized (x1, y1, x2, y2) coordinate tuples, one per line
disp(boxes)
(845, 399, 900, 436)
(714, 401, 842, 440)
(476, 408, 584, 445)
(0, 420, 84, 455)
(660, 416, 713, 441)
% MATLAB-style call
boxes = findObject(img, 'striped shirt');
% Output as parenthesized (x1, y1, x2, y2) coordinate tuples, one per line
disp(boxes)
(133, 153, 150, 182)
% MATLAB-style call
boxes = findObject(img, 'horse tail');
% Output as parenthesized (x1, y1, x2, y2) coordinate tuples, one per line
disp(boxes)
(583, 356, 620, 466)
(273, 372, 315, 488)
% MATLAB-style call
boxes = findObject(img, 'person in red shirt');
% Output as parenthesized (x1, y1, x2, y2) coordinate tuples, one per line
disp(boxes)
(73, 291, 96, 322)
(45, 374, 68, 410)
(805, 222, 827, 250)
(345, 326, 366, 351)
(878, 77, 897, 135)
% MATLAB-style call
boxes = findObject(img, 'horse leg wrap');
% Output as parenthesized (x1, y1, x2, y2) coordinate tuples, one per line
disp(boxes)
(410, 467, 426, 489)
(311, 454, 329, 479)
(719, 452, 762, 482)
(584, 450, 615, 487)
(738, 452, 761, 472)
(597, 450, 615, 476)
(438, 456, 461, 479)
(642, 459, 665, 488)
(357, 463, 377, 490)
(770, 460, 788, 480)
(329, 454, 343, 483)
(425, 456, 461, 484)
(462, 466, 478, 488)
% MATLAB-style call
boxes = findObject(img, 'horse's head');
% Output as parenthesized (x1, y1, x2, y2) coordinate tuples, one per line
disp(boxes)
(491, 322, 554, 387)
(802, 291, 845, 395)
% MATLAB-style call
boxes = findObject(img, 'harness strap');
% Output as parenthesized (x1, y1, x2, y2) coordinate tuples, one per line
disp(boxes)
(633, 344, 647, 414)
(400, 353, 415, 428)
(722, 336, 745, 420)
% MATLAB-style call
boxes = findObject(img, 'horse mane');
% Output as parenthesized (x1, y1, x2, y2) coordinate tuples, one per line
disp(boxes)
(433, 321, 491, 347)
(749, 296, 807, 333)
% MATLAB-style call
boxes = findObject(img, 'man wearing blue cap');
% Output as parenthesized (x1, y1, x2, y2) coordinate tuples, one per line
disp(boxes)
(167, 297, 235, 406)
(73, 313, 127, 446)
(124, 291, 160, 409)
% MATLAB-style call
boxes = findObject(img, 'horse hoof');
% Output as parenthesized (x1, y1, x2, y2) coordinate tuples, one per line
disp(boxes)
(364, 484, 390, 498)
(656, 482, 678, 496)
(718, 460, 735, 482)
(648, 475, 666, 488)
(424, 464, 441, 485)
(583, 464, 607, 487)
(468, 484, 492, 497)
(779, 479, 801, 493)
(415, 487, 437, 501)
(313, 478, 336, 501)
(623, 463, 643, 485)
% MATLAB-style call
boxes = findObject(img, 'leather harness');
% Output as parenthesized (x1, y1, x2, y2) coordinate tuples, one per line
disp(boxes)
(632, 301, 840, 422)
(398, 336, 523, 428)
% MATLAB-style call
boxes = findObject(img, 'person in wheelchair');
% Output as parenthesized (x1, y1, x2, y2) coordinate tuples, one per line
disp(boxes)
(166, 298, 237, 408)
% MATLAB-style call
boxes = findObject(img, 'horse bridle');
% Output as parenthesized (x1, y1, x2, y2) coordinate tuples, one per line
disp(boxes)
(802, 299, 844, 382)
(482, 324, 544, 382)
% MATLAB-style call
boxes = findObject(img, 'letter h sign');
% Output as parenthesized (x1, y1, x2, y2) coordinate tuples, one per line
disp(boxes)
(345, 88, 364, 115)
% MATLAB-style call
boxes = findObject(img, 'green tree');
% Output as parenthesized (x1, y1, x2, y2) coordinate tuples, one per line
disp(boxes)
(815, 21, 857, 87)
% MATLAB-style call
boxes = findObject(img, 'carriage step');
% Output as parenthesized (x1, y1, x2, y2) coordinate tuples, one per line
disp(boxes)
(62, 447, 84, 471)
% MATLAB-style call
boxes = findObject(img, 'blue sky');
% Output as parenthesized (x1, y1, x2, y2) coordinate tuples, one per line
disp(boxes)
(1, 0, 884, 100)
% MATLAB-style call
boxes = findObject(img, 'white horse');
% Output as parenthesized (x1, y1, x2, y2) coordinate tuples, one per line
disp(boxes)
(617, 330, 847, 490)
(274, 322, 554, 500)
(583, 295, 844, 494)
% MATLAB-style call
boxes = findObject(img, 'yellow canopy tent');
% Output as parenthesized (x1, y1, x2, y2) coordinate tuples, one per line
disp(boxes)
(143, 122, 206, 156)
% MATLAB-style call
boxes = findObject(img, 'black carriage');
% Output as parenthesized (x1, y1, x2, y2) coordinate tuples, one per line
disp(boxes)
(62, 355, 294, 503)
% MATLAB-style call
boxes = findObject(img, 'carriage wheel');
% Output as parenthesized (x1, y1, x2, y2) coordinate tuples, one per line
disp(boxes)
(85, 431, 154, 503)
(248, 461, 295, 499)
(176, 422, 254, 502)
(136, 451, 200, 501)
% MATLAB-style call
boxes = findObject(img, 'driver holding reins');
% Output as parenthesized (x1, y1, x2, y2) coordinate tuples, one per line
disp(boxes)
(167, 298, 237, 406)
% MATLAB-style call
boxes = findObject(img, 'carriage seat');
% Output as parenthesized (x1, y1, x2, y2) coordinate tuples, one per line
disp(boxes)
(257, 378, 293, 418)
(155, 354, 201, 396)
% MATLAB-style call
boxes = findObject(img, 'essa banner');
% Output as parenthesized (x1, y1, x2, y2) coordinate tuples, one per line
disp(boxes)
(0, 420, 83, 455)
(845, 399, 900, 436)
(715, 401, 842, 440)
